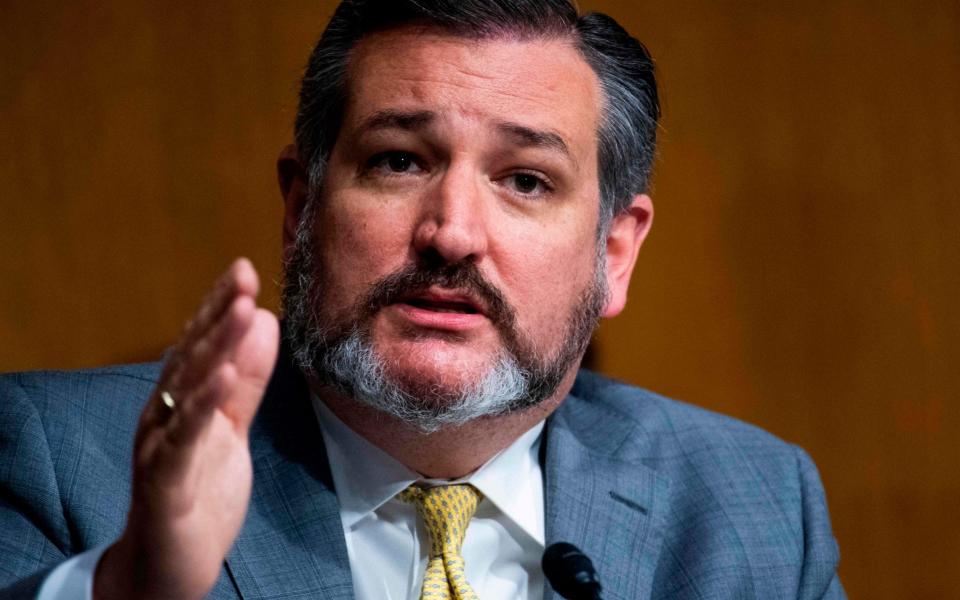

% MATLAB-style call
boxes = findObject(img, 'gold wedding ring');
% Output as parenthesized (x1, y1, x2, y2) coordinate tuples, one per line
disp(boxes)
(160, 390, 176, 411)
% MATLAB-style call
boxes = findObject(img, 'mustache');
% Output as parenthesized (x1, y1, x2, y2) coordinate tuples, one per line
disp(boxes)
(356, 259, 518, 334)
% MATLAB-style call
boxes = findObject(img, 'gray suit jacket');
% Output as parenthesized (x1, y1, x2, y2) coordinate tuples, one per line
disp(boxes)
(0, 347, 844, 599)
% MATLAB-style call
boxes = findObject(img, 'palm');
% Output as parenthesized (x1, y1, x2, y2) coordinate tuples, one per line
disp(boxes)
(99, 259, 279, 600)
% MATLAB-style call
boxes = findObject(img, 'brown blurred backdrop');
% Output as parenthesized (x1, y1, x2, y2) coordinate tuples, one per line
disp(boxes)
(2, 1, 958, 597)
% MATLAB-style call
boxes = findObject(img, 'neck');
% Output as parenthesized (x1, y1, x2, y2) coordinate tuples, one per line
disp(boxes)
(312, 370, 577, 479)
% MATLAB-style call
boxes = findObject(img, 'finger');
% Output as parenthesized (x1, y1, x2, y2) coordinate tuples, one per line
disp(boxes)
(177, 258, 260, 359)
(171, 294, 256, 394)
(144, 290, 257, 435)
(141, 305, 275, 456)
(155, 258, 258, 391)
(164, 361, 238, 450)
(140, 295, 254, 436)
(133, 362, 238, 487)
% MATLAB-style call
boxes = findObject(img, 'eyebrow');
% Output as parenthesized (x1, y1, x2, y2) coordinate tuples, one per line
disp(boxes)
(356, 109, 436, 134)
(354, 110, 576, 166)
(495, 121, 573, 163)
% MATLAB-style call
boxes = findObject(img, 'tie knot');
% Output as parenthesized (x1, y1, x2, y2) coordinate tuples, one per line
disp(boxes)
(398, 484, 483, 557)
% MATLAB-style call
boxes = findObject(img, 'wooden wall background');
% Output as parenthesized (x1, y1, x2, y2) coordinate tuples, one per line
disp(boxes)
(2, 1, 957, 597)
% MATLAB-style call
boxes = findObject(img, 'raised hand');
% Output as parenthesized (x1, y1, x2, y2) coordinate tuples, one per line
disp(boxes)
(94, 258, 280, 600)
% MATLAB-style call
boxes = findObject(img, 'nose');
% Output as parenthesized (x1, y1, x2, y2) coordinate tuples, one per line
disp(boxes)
(412, 164, 489, 264)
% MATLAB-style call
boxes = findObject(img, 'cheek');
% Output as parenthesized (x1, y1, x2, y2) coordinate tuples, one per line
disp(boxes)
(495, 220, 598, 336)
(316, 197, 416, 299)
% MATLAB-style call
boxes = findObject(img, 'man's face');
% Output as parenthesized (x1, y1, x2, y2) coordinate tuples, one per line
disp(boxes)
(286, 28, 613, 426)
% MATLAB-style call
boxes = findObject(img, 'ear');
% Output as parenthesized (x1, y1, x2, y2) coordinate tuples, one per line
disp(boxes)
(602, 193, 653, 318)
(278, 143, 310, 257)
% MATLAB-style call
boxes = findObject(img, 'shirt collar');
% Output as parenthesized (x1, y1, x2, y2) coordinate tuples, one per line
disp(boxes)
(312, 395, 545, 546)
(465, 419, 545, 545)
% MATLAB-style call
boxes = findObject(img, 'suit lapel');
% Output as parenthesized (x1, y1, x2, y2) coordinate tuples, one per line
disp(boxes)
(543, 389, 670, 600)
(225, 345, 354, 600)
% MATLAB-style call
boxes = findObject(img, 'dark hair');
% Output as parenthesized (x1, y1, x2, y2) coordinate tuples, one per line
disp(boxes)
(295, 0, 659, 226)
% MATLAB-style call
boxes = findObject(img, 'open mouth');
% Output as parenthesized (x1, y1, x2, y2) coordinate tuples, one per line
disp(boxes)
(402, 298, 480, 314)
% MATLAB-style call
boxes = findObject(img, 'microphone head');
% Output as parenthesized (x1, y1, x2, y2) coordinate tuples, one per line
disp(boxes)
(542, 542, 602, 599)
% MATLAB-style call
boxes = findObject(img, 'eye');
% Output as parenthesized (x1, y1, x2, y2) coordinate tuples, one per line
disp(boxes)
(503, 171, 553, 197)
(367, 151, 424, 175)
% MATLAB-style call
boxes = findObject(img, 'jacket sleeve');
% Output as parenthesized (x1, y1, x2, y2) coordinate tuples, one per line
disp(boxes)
(794, 445, 847, 600)
(0, 375, 72, 598)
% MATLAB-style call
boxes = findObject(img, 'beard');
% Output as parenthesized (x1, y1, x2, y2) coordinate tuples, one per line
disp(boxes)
(282, 199, 609, 433)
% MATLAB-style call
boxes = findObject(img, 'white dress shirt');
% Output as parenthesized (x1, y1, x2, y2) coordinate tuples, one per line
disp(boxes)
(35, 398, 546, 600)
(314, 396, 546, 600)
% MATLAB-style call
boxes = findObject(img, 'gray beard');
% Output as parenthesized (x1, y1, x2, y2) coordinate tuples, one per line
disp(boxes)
(281, 199, 609, 433)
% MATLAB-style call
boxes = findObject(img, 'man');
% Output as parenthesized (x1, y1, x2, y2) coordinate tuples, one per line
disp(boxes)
(0, 1, 845, 598)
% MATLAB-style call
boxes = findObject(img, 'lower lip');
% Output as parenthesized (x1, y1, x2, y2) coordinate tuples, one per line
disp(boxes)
(393, 303, 487, 331)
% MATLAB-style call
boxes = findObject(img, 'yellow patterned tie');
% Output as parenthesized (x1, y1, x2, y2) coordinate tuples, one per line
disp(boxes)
(398, 484, 483, 600)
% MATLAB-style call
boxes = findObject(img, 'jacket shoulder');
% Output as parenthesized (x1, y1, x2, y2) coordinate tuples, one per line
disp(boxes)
(1, 362, 160, 433)
(2, 361, 162, 398)
(569, 370, 843, 598)
(0, 362, 160, 576)
(571, 369, 793, 457)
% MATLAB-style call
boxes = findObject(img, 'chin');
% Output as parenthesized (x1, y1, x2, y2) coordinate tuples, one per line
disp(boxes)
(310, 326, 553, 433)
(380, 349, 498, 396)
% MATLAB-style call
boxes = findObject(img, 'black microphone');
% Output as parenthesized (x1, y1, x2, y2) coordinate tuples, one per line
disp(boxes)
(542, 542, 603, 600)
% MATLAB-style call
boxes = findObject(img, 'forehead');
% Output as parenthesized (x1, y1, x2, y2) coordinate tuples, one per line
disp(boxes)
(341, 27, 603, 153)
